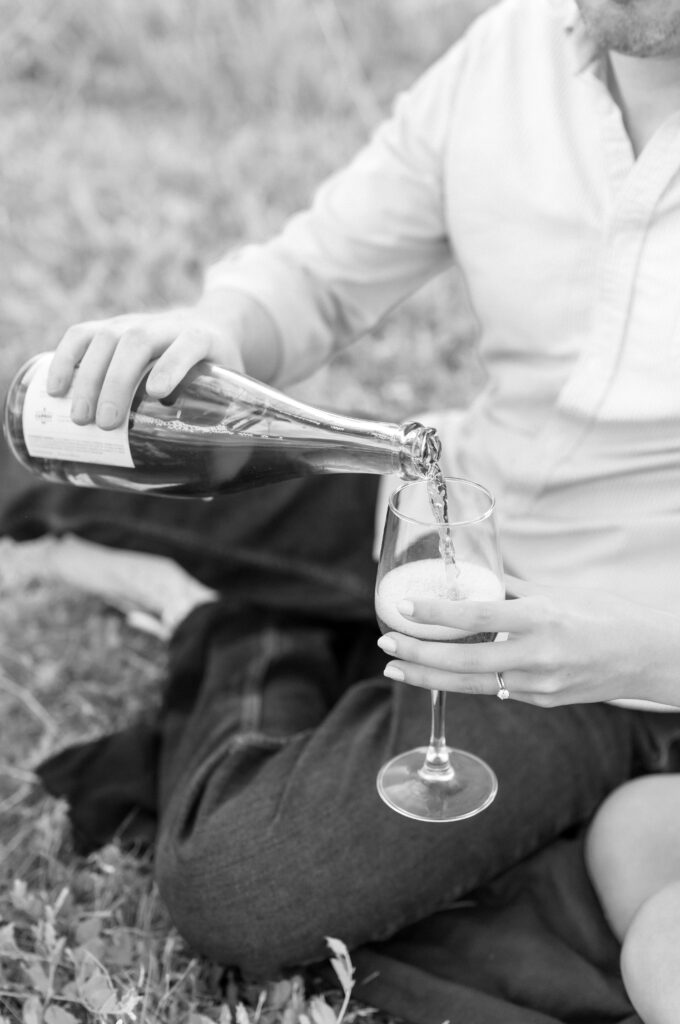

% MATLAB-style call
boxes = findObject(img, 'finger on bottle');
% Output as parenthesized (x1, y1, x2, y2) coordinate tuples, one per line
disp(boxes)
(146, 330, 210, 396)
(96, 344, 158, 429)
(69, 330, 119, 424)
(95, 393, 129, 429)
(47, 323, 97, 395)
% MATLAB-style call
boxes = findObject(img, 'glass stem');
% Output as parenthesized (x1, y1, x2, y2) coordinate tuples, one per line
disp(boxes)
(419, 689, 455, 783)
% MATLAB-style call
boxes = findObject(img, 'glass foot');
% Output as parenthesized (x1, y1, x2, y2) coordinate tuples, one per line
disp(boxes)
(377, 746, 498, 822)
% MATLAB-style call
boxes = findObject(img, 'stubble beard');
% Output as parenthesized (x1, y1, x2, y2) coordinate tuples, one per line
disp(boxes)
(575, 0, 680, 57)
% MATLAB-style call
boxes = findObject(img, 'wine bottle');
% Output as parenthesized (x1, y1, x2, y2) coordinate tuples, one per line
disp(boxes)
(3, 352, 442, 499)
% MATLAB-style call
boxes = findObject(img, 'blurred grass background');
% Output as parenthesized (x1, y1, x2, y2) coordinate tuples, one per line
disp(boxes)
(0, 0, 492, 421)
(0, 1, 493, 1021)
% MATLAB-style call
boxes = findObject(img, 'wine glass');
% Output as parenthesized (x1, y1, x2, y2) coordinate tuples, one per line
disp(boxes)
(375, 476, 503, 822)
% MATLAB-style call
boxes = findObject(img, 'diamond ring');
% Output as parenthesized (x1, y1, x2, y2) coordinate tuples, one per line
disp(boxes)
(496, 671, 510, 701)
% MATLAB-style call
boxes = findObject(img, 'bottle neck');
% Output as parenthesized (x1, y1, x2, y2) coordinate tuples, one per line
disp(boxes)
(267, 408, 441, 480)
(195, 363, 444, 480)
(132, 362, 442, 481)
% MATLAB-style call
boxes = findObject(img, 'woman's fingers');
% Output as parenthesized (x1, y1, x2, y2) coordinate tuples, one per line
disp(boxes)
(381, 657, 537, 703)
(382, 660, 543, 705)
(384, 660, 497, 695)
(398, 596, 529, 635)
(377, 631, 519, 675)
(379, 647, 551, 707)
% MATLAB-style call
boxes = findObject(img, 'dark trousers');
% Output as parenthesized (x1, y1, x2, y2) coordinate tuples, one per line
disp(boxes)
(6, 474, 680, 979)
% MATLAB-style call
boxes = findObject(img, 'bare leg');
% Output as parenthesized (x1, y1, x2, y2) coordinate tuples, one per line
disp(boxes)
(621, 880, 680, 1024)
(586, 775, 680, 1023)
(585, 774, 680, 938)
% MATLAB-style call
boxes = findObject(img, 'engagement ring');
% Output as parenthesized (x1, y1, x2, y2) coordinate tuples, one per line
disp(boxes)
(496, 672, 510, 701)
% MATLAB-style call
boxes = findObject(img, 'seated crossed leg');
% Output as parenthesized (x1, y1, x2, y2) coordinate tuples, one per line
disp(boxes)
(152, 597, 655, 976)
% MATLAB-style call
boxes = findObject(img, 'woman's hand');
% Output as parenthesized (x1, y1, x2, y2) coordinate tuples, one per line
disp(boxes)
(46, 290, 280, 430)
(376, 576, 680, 707)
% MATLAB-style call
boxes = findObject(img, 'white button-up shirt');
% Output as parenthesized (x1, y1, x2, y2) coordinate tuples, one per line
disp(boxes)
(204, 0, 680, 619)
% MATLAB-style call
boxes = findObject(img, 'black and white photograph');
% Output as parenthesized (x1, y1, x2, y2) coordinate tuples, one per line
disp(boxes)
(2, 1, 680, 1021)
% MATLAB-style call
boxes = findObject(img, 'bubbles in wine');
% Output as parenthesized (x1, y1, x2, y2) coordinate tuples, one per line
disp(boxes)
(376, 558, 502, 641)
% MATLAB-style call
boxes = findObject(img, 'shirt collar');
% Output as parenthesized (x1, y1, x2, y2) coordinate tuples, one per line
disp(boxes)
(552, 0, 604, 76)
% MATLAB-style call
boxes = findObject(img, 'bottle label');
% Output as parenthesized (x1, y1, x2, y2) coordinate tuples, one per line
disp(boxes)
(22, 353, 134, 468)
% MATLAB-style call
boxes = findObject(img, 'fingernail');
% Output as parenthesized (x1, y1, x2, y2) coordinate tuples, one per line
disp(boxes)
(384, 665, 405, 682)
(397, 600, 415, 617)
(147, 373, 168, 395)
(97, 402, 118, 428)
(377, 635, 397, 654)
(72, 398, 91, 422)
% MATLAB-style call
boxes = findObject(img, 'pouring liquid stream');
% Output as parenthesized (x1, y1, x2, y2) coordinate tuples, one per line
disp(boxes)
(426, 462, 460, 593)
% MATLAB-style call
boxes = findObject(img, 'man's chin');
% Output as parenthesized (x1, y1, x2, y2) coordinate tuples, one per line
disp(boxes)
(575, 0, 680, 57)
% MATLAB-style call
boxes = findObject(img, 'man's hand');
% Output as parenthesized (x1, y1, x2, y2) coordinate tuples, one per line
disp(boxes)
(47, 291, 281, 430)
(376, 576, 680, 707)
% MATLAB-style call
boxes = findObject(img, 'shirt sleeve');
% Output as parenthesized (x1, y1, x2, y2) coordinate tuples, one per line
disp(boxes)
(203, 42, 467, 386)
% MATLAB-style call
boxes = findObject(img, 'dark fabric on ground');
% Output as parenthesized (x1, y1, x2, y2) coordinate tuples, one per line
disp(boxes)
(354, 831, 642, 1024)
(5, 478, 664, 1024)
(37, 721, 159, 852)
(1, 477, 378, 617)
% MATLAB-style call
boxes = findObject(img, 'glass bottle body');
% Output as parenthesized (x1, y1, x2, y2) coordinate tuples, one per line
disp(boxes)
(4, 353, 441, 499)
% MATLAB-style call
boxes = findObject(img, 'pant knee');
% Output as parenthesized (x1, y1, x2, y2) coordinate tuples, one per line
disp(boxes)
(155, 838, 269, 976)
(154, 826, 331, 977)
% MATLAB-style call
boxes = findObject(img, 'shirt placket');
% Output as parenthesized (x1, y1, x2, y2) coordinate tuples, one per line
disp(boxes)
(505, 70, 680, 516)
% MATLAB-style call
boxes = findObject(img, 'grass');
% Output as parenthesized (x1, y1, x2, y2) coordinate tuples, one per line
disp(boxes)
(0, 1, 491, 1020)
